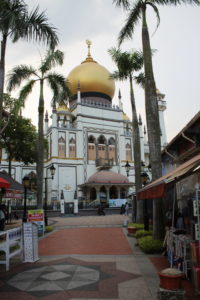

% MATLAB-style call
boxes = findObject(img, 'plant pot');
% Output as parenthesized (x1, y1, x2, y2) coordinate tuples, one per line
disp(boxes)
(158, 268, 184, 290)
(127, 227, 136, 234)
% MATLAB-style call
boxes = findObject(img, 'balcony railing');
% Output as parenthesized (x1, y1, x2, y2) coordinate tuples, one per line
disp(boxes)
(95, 158, 114, 168)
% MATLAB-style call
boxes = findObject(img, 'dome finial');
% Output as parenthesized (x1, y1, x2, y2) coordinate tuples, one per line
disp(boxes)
(86, 40, 92, 58)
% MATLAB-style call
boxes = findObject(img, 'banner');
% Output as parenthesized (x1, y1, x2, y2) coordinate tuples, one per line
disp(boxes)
(28, 209, 44, 235)
(109, 199, 127, 207)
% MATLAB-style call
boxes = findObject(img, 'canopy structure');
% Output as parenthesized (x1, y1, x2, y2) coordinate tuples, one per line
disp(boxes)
(137, 153, 200, 200)
(0, 177, 11, 188)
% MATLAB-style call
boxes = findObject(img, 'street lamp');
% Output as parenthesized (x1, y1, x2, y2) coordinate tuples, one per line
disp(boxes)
(44, 164, 56, 226)
(22, 175, 30, 222)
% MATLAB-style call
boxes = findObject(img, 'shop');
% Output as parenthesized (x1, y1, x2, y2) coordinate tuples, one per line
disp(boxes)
(137, 154, 200, 291)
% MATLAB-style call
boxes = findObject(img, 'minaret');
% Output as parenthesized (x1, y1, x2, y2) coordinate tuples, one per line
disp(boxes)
(138, 114, 145, 162)
(77, 81, 81, 103)
(143, 125, 147, 144)
(51, 105, 58, 157)
(118, 89, 123, 110)
(44, 111, 49, 135)
(157, 89, 167, 148)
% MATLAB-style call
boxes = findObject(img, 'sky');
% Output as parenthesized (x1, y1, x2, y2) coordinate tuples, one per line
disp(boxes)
(4, 0, 200, 142)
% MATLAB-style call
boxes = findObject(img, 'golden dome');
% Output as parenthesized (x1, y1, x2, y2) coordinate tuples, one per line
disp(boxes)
(67, 41, 115, 101)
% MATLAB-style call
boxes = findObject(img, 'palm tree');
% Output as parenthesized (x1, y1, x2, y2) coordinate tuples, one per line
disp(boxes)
(108, 47, 144, 222)
(113, 0, 199, 239)
(7, 50, 70, 208)
(0, 0, 58, 135)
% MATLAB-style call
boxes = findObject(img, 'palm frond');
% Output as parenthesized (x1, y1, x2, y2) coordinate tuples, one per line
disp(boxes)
(134, 72, 145, 89)
(112, 0, 130, 9)
(7, 65, 38, 91)
(152, 0, 200, 5)
(47, 72, 71, 104)
(39, 50, 64, 74)
(118, 0, 142, 45)
(18, 80, 36, 106)
(110, 70, 128, 81)
(21, 6, 58, 49)
(146, 2, 160, 35)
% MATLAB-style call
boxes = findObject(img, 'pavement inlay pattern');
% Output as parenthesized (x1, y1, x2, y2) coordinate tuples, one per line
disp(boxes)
(0, 257, 138, 299)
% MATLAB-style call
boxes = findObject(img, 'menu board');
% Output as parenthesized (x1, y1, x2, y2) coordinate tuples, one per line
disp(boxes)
(23, 222, 39, 262)
(28, 209, 44, 235)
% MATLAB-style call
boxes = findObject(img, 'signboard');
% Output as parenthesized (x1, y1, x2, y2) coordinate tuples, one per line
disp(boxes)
(23, 222, 39, 262)
(28, 209, 44, 235)
(109, 199, 127, 208)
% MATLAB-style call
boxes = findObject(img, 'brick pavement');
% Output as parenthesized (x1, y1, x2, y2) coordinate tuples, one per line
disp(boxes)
(1, 214, 199, 299)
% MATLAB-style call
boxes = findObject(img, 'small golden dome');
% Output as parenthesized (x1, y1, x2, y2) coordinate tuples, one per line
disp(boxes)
(123, 112, 130, 121)
(57, 104, 70, 112)
(67, 41, 115, 100)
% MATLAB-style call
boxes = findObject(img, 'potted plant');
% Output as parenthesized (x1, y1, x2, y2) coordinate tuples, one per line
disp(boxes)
(158, 268, 184, 290)
(127, 223, 137, 235)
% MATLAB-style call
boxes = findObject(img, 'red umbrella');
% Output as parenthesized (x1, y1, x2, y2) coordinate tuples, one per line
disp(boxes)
(0, 177, 11, 188)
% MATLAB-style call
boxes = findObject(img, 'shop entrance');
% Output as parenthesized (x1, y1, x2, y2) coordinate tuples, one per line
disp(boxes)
(64, 202, 74, 214)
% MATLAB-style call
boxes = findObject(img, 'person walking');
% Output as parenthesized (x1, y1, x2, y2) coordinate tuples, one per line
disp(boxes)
(125, 202, 129, 216)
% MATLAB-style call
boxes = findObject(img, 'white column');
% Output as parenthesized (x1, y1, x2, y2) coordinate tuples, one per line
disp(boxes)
(139, 114, 145, 162)
(51, 106, 58, 157)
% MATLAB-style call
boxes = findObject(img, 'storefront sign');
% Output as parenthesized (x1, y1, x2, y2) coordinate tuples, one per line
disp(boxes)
(28, 209, 44, 235)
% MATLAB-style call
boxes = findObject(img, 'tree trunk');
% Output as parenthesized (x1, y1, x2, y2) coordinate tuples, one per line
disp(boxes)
(36, 80, 45, 208)
(0, 34, 7, 138)
(141, 7, 164, 239)
(129, 76, 143, 222)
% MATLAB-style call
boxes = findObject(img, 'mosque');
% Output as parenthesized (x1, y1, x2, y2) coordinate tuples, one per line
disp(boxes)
(0, 41, 167, 213)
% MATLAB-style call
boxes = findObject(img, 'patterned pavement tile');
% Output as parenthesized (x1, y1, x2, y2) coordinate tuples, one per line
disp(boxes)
(0, 257, 138, 299)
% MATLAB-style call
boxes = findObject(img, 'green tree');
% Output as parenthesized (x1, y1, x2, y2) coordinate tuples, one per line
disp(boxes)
(7, 49, 70, 208)
(113, 0, 200, 239)
(109, 47, 144, 222)
(0, 114, 37, 175)
(0, 0, 58, 134)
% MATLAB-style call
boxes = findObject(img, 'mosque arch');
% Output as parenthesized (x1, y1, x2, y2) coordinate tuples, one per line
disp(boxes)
(120, 187, 126, 199)
(109, 186, 118, 199)
(99, 186, 107, 203)
(125, 141, 132, 161)
(58, 136, 66, 158)
(90, 187, 96, 201)
(69, 135, 76, 158)
(88, 135, 96, 160)
(108, 137, 116, 162)
(97, 135, 107, 159)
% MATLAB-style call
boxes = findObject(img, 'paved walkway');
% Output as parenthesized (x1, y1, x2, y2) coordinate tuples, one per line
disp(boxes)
(0, 214, 198, 299)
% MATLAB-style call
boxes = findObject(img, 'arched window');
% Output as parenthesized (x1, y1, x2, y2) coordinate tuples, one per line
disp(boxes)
(97, 135, 107, 159)
(88, 135, 96, 160)
(108, 137, 116, 162)
(125, 141, 132, 161)
(69, 136, 76, 158)
(58, 136, 66, 158)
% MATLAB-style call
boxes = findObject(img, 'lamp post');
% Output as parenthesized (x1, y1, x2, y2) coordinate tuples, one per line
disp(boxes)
(44, 164, 55, 226)
(22, 175, 30, 222)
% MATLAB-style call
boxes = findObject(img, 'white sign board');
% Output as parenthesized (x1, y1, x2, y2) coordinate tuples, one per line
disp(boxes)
(23, 222, 39, 262)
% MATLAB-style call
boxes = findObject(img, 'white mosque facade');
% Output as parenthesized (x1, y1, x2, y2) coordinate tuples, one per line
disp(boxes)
(0, 44, 167, 213)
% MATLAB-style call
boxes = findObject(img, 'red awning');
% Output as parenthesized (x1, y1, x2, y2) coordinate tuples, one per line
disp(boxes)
(0, 177, 11, 188)
(137, 153, 200, 200)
